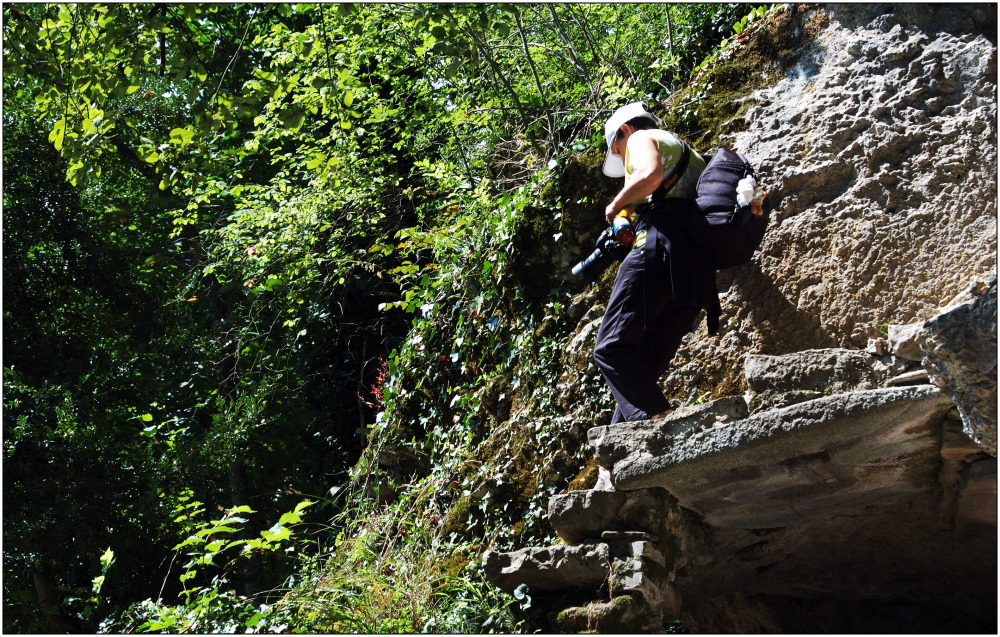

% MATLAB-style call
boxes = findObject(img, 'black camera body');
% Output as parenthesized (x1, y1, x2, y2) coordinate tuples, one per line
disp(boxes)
(571, 226, 632, 283)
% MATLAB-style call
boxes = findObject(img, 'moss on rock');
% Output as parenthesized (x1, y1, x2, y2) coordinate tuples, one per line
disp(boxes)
(555, 594, 654, 633)
(663, 5, 826, 150)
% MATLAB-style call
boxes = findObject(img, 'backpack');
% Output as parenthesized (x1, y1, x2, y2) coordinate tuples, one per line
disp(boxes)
(689, 147, 771, 270)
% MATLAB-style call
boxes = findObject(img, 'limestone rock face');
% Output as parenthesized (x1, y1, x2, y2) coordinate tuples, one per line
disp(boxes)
(920, 278, 998, 455)
(745, 348, 884, 411)
(888, 323, 926, 362)
(548, 487, 694, 548)
(745, 348, 881, 391)
(487, 368, 994, 632)
(585, 380, 993, 631)
(659, 3, 997, 403)
(591, 384, 953, 524)
(879, 277, 997, 455)
(547, 490, 628, 544)
(588, 396, 749, 469)
(555, 594, 652, 634)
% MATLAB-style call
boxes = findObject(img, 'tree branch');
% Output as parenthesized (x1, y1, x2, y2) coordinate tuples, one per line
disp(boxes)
(513, 6, 557, 156)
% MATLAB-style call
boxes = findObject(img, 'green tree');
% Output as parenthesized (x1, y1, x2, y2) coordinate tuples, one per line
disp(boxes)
(3, 3, 756, 631)
(2, 75, 211, 631)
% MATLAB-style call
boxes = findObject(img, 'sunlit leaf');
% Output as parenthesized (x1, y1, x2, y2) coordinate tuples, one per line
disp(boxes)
(260, 524, 292, 543)
(278, 108, 307, 132)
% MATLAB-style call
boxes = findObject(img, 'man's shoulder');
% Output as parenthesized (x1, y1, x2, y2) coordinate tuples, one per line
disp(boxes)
(631, 127, 671, 140)
(645, 130, 686, 163)
(648, 128, 681, 144)
(628, 128, 676, 152)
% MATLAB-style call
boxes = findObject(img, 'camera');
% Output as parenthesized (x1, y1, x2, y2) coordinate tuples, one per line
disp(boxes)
(572, 225, 633, 283)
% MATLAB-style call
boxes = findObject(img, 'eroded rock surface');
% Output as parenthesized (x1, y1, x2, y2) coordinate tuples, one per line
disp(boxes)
(745, 347, 885, 411)
(657, 2, 996, 403)
(482, 543, 609, 593)
(920, 278, 998, 455)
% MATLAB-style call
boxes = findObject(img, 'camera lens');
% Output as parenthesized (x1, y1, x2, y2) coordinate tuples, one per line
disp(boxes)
(572, 248, 613, 282)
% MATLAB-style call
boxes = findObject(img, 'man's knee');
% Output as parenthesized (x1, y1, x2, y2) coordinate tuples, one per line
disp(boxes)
(593, 331, 619, 365)
(592, 345, 609, 373)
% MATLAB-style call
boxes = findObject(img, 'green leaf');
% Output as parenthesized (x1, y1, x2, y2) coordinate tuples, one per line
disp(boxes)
(242, 538, 269, 551)
(293, 500, 315, 514)
(100, 547, 115, 571)
(169, 127, 194, 146)
(278, 107, 307, 132)
(204, 539, 226, 552)
(195, 525, 240, 536)
(262, 275, 285, 291)
(260, 523, 291, 543)
(279, 499, 314, 526)
(140, 413, 153, 422)
(174, 535, 203, 550)
(48, 118, 66, 151)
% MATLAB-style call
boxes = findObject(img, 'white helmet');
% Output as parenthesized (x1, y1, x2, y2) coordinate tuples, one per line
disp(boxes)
(602, 101, 660, 177)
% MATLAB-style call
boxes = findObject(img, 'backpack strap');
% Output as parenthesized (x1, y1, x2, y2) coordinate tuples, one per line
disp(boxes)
(651, 141, 691, 201)
(642, 141, 692, 336)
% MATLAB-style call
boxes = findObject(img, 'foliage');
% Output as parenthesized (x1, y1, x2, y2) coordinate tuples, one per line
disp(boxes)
(3, 2, 769, 632)
(103, 497, 314, 634)
(2, 73, 211, 633)
(259, 499, 527, 633)
(668, 618, 693, 633)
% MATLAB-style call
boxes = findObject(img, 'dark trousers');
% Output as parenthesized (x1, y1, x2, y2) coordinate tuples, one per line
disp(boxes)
(593, 245, 701, 424)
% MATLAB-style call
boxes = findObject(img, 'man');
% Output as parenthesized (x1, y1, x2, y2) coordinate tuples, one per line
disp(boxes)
(593, 102, 720, 424)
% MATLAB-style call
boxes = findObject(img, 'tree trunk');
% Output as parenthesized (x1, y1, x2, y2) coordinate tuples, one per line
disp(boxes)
(32, 572, 76, 632)
(206, 272, 262, 596)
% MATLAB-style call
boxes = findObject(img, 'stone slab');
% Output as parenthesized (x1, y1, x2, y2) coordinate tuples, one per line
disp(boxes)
(481, 542, 609, 593)
(590, 385, 953, 528)
(920, 277, 997, 456)
(548, 487, 678, 544)
(548, 490, 627, 543)
(745, 348, 881, 394)
(589, 395, 749, 467)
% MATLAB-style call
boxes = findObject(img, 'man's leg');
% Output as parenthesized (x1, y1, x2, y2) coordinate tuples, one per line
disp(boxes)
(646, 303, 702, 379)
(594, 249, 673, 423)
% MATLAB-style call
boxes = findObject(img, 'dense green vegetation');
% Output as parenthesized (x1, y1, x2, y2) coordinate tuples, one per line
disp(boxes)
(3, 3, 780, 632)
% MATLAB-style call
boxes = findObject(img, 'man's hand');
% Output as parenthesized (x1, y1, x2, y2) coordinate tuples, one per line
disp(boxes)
(604, 203, 619, 224)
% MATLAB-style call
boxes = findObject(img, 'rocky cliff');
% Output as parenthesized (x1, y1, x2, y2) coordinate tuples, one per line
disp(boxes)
(666, 2, 996, 401)
(483, 4, 996, 633)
